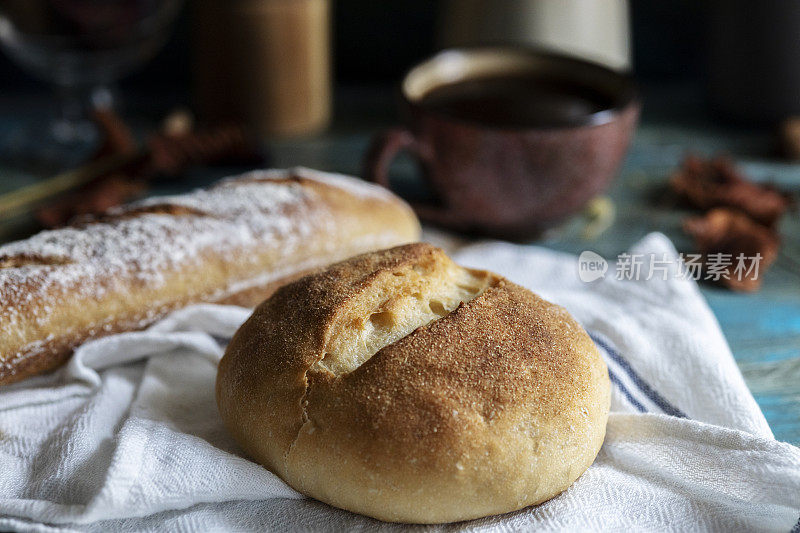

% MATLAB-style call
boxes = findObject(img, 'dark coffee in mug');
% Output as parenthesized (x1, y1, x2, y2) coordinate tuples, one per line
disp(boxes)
(363, 47, 639, 239)
(417, 75, 614, 128)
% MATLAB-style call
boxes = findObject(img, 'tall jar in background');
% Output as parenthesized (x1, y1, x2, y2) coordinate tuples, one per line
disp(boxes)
(193, 0, 331, 138)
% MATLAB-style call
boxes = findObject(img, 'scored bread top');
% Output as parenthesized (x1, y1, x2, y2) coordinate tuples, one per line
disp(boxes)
(217, 242, 610, 523)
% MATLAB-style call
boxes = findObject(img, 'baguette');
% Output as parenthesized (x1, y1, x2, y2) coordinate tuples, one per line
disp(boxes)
(0, 168, 420, 385)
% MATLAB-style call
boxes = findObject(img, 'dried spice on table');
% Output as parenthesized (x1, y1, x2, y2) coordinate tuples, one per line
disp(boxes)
(34, 109, 262, 228)
(671, 155, 791, 292)
(683, 208, 780, 292)
(35, 109, 143, 228)
(670, 155, 791, 227)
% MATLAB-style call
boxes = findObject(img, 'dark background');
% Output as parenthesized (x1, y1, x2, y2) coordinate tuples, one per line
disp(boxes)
(0, 1, 709, 93)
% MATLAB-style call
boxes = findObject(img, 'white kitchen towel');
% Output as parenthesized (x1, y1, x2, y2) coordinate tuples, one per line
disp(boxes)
(1, 232, 799, 532)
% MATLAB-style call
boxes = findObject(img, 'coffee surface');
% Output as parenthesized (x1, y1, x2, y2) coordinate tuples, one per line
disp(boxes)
(418, 75, 613, 128)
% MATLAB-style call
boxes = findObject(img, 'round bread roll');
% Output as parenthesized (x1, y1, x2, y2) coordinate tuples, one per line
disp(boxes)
(217, 243, 610, 523)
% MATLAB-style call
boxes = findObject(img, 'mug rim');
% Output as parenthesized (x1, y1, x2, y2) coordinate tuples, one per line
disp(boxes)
(400, 45, 639, 130)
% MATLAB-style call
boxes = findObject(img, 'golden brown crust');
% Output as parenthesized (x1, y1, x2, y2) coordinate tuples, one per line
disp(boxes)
(217, 243, 610, 523)
(2, 267, 319, 385)
(0, 168, 421, 385)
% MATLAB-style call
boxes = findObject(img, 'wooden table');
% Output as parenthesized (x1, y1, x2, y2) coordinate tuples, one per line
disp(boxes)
(1, 84, 798, 444)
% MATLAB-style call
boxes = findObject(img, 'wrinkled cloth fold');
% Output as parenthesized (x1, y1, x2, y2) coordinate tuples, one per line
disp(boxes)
(1, 233, 799, 532)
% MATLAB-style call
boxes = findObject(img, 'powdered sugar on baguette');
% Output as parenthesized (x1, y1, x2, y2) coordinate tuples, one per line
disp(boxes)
(2, 177, 304, 323)
(0, 168, 420, 383)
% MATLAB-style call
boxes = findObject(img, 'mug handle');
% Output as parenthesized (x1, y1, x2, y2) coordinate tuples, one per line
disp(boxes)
(363, 127, 418, 190)
(363, 128, 454, 225)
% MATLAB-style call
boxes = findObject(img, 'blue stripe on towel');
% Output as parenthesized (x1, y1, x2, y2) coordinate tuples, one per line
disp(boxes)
(790, 514, 800, 533)
(607, 368, 648, 413)
(589, 332, 688, 419)
(212, 335, 230, 348)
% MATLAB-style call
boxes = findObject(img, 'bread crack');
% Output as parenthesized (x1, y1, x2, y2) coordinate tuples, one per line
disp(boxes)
(312, 261, 494, 376)
(285, 368, 313, 463)
(78, 203, 215, 226)
(0, 254, 73, 269)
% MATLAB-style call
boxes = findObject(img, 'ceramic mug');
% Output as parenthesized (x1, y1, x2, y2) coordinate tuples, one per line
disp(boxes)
(363, 46, 639, 239)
